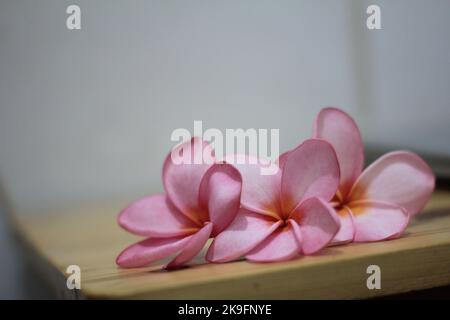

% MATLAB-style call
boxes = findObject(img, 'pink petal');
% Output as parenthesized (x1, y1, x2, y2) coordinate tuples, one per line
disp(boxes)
(206, 209, 282, 263)
(349, 151, 435, 216)
(281, 139, 340, 214)
(245, 225, 299, 262)
(351, 201, 409, 242)
(290, 197, 340, 255)
(225, 154, 282, 219)
(289, 219, 303, 249)
(162, 137, 215, 224)
(198, 163, 242, 236)
(118, 194, 198, 237)
(330, 206, 355, 245)
(313, 107, 364, 199)
(116, 236, 191, 268)
(165, 223, 213, 269)
(276, 150, 291, 171)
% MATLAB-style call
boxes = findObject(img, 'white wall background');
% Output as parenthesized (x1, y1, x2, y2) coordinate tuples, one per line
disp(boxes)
(0, 0, 449, 212)
(364, 0, 450, 153)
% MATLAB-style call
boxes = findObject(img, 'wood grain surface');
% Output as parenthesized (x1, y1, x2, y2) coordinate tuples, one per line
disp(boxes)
(10, 190, 450, 299)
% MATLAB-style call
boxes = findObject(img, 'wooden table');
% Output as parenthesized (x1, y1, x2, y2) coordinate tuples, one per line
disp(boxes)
(10, 190, 450, 299)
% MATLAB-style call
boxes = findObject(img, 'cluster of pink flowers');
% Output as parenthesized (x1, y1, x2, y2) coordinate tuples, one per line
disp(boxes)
(116, 108, 435, 269)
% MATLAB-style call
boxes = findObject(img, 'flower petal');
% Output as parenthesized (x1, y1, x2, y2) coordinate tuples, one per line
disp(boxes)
(163, 137, 215, 224)
(245, 225, 299, 262)
(206, 208, 282, 263)
(351, 201, 409, 242)
(165, 223, 213, 269)
(349, 151, 435, 216)
(281, 139, 340, 214)
(330, 206, 355, 245)
(289, 218, 303, 248)
(116, 236, 191, 268)
(276, 150, 291, 171)
(313, 107, 364, 199)
(118, 194, 198, 237)
(290, 197, 340, 255)
(199, 163, 242, 236)
(225, 154, 282, 219)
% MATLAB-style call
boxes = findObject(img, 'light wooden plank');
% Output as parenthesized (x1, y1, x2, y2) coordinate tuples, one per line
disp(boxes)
(12, 190, 450, 299)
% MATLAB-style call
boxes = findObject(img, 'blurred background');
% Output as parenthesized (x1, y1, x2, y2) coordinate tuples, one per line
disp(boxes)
(0, 0, 449, 298)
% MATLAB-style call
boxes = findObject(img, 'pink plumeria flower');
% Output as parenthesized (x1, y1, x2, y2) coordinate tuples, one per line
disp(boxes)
(312, 107, 435, 243)
(207, 139, 341, 263)
(116, 137, 242, 269)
